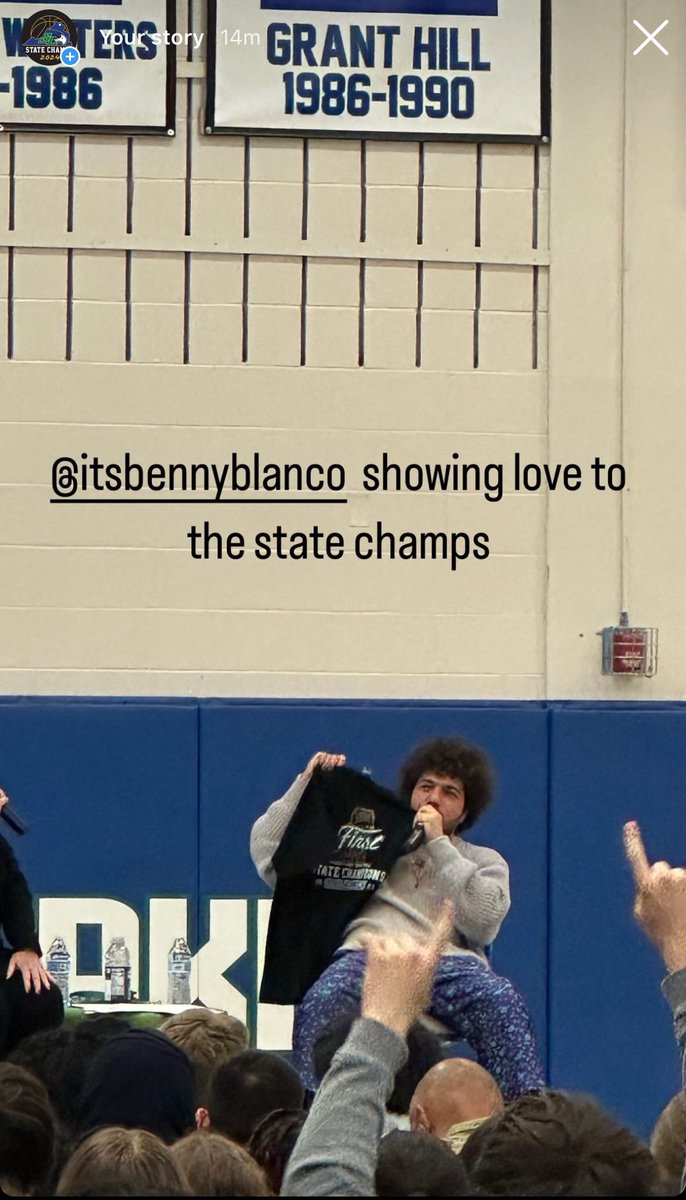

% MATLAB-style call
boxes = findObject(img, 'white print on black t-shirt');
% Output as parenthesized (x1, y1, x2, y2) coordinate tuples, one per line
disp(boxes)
(315, 805, 387, 892)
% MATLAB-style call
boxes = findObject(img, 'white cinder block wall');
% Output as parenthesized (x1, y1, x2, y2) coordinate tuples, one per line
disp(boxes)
(0, 0, 682, 701)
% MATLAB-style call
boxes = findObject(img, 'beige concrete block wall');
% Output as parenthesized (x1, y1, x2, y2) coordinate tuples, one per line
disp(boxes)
(0, 1, 681, 700)
(546, 0, 686, 698)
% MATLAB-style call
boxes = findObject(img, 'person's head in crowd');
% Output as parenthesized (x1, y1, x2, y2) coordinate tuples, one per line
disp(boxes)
(171, 1131, 270, 1196)
(650, 1090, 686, 1194)
(56, 1126, 189, 1196)
(313, 1014, 443, 1114)
(410, 1057, 504, 1151)
(77, 1029, 196, 1144)
(0, 1063, 58, 1196)
(398, 736, 495, 832)
(461, 1089, 661, 1196)
(201, 1050, 304, 1144)
(248, 1108, 307, 1194)
(9, 1014, 130, 1135)
(375, 1130, 470, 1196)
(160, 1008, 248, 1105)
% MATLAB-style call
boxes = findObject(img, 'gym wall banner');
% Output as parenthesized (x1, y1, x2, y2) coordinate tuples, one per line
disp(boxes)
(0, 2, 176, 133)
(206, 0, 549, 140)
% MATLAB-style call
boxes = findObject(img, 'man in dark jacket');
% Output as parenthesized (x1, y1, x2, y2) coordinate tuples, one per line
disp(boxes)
(0, 789, 62, 1053)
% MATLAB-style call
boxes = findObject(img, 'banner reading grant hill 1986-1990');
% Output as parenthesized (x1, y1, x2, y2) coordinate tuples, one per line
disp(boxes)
(206, 0, 548, 140)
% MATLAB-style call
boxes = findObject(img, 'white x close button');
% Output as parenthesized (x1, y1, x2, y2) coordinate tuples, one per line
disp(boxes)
(633, 19, 669, 56)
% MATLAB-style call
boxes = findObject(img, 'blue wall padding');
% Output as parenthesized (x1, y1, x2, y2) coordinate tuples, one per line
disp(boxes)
(548, 707, 685, 1133)
(0, 701, 199, 925)
(0, 696, 681, 1136)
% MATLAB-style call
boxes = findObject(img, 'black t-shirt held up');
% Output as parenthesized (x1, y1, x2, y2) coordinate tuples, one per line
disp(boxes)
(260, 766, 413, 1005)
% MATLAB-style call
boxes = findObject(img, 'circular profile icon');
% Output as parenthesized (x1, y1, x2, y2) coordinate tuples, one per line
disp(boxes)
(22, 10, 77, 65)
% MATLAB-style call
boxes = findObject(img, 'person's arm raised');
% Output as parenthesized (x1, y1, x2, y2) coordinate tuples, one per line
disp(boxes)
(624, 817, 686, 1178)
(282, 904, 453, 1197)
(360, 900, 454, 1038)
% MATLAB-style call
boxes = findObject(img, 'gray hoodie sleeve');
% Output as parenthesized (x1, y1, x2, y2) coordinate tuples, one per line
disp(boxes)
(249, 772, 309, 888)
(662, 967, 686, 1090)
(661, 968, 686, 1192)
(282, 1017, 408, 1197)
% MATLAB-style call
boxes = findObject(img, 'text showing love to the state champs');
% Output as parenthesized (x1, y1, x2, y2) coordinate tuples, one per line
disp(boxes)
(50, 450, 626, 574)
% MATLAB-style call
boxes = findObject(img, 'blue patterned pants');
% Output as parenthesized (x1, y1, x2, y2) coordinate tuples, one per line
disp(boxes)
(293, 950, 544, 1101)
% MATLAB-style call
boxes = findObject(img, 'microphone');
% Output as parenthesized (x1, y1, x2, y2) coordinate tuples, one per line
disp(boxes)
(0, 791, 28, 836)
(402, 821, 425, 855)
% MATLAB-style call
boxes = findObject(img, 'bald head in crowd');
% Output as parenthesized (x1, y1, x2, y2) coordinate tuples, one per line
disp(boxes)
(410, 1058, 504, 1152)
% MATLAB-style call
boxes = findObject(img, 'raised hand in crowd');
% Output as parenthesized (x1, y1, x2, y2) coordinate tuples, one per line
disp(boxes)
(623, 820, 686, 973)
(360, 900, 455, 1039)
(282, 903, 455, 1197)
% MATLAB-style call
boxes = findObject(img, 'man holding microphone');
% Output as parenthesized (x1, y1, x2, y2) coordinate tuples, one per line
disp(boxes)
(251, 736, 544, 1099)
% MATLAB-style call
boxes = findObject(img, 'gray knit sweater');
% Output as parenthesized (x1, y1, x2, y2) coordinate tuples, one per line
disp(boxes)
(250, 771, 511, 956)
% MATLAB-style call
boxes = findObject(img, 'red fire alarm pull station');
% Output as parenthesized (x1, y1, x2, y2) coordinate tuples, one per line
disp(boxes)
(601, 612, 658, 677)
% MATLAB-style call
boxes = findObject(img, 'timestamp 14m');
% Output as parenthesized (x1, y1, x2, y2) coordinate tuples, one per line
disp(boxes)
(219, 29, 262, 46)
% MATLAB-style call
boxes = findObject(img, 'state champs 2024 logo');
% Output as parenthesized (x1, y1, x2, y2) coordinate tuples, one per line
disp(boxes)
(21, 9, 77, 64)
(315, 806, 388, 892)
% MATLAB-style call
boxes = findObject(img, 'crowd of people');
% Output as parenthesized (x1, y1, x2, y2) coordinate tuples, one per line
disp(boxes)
(0, 745, 683, 1195)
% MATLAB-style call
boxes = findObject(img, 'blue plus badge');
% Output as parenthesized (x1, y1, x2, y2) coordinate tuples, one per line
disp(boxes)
(60, 46, 81, 66)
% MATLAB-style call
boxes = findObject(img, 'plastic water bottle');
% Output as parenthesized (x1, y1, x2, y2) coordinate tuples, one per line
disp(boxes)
(104, 936, 131, 1003)
(45, 937, 70, 1007)
(167, 937, 192, 1005)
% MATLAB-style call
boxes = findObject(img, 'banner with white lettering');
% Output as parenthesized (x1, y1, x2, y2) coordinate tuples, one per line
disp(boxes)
(207, 0, 547, 139)
(0, 2, 175, 133)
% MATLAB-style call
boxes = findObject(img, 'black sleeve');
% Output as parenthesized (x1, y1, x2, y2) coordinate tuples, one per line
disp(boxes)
(0, 835, 41, 954)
